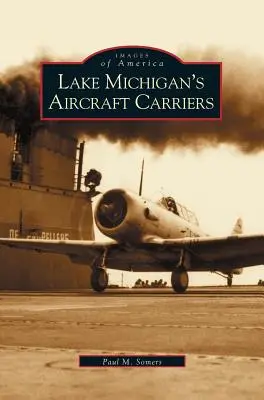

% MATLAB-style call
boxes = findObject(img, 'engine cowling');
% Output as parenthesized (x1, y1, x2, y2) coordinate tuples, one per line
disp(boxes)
(95, 189, 149, 243)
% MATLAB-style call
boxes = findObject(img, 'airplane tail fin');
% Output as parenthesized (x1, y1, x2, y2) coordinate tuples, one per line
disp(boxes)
(231, 217, 243, 235)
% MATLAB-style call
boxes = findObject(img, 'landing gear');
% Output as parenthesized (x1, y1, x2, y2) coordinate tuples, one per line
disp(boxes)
(227, 275, 233, 287)
(91, 248, 109, 292)
(91, 267, 109, 292)
(171, 268, 189, 294)
(213, 271, 233, 287)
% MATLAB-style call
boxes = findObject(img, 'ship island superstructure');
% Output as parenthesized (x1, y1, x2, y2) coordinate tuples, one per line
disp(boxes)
(0, 116, 94, 289)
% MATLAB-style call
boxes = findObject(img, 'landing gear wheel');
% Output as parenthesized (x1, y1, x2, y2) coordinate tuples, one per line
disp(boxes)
(91, 268, 109, 292)
(171, 268, 189, 294)
(227, 276, 233, 287)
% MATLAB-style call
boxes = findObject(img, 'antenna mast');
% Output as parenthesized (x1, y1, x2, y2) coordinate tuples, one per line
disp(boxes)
(139, 158, 144, 196)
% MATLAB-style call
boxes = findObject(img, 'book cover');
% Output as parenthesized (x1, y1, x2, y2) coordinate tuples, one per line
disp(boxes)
(0, 1, 263, 399)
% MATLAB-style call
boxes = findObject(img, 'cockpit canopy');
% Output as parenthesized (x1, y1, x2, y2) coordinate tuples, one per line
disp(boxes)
(158, 196, 199, 226)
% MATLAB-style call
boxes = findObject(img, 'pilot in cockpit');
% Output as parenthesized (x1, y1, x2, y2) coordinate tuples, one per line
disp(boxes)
(166, 197, 179, 215)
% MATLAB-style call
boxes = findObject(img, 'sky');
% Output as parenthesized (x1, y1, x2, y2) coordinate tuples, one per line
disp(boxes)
(1, 0, 264, 286)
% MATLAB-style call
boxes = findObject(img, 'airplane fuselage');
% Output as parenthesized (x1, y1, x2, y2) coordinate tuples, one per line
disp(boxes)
(95, 188, 205, 243)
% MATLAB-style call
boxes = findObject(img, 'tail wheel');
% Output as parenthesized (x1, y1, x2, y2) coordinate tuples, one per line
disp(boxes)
(227, 276, 233, 287)
(91, 268, 109, 292)
(171, 268, 189, 294)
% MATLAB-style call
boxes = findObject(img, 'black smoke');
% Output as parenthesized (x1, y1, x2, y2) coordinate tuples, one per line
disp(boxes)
(1, 50, 264, 153)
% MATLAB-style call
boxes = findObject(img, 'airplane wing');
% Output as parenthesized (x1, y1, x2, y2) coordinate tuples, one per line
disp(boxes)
(0, 234, 264, 271)
(146, 234, 264, 270)
(0, 238, 119, 266)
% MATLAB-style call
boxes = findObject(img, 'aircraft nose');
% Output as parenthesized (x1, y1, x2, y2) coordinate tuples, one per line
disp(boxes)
(96, 190, 128, 228)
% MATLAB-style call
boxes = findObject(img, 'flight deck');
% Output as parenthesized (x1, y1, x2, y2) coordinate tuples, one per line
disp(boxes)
(0, 287, 263, 399)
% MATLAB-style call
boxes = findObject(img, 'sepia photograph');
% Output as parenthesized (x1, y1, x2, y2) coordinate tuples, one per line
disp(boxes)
(0, 1, 264, 399)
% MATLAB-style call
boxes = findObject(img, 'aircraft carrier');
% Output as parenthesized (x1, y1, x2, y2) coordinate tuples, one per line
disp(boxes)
(1, 116, 263, 399)
(0, 115, 94, 290)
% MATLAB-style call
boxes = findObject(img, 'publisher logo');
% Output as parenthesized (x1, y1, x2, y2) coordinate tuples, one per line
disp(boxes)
(41, 46, 221, 120)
